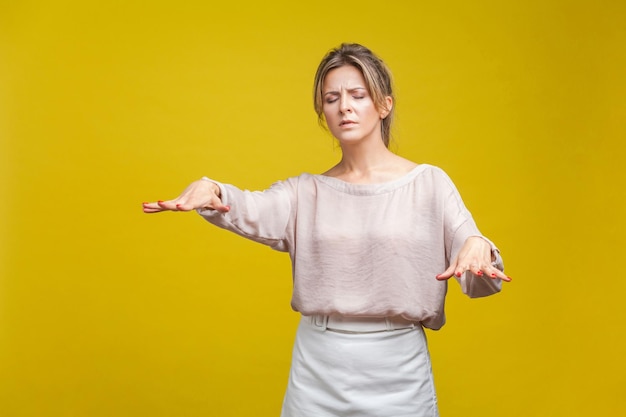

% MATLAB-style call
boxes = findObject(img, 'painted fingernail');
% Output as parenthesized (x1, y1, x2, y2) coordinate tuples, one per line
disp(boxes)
(476, 271, 483, 276)
(455, 271, 462, 277)
(176, 204, 182, 209)
(490, 273, 497, 278)
(158, 200, 164, 203)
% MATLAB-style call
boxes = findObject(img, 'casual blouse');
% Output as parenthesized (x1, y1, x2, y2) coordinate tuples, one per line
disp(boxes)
(198, 164, 503, 330)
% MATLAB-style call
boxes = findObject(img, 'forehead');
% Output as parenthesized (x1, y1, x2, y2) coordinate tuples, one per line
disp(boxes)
(323, 65, 366, 91)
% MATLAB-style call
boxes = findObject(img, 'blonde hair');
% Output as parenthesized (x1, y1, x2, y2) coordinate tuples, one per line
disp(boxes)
(313, 43, 395, 147)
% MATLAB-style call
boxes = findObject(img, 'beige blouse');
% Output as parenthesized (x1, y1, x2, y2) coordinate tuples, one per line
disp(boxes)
(198, 164, 503, 330)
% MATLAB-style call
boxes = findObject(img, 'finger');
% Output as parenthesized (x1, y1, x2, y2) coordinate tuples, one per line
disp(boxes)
(493, 269, 512, 282)
(142, 201, 167, 213)
(469, 263, 487, 277)
(157, 199, 180, 211)
(213, 203, 231, 213)
(143, 207, 164, 213)
(455, 264, 487, 278)
(175, 202, 194, 212)
(198, 203, 231, 213)
(482, 263, 511, 281)
(480, 265, 512, 282)
(454, 264, 470, 278)
(436, 263, 457, 280)
(198, 195, 230, 213)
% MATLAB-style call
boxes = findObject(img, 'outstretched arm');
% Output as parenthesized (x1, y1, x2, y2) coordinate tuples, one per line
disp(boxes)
(143, 176, 293, 251)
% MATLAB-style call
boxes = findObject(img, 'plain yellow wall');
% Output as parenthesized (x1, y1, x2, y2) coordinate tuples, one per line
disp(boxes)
(2, 1, 625, 416)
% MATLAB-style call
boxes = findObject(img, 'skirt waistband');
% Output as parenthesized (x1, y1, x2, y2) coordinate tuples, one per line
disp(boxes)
(305, 314, 419, 334)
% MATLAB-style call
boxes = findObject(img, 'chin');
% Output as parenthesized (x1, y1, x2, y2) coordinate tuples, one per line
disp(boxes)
(331, 130, 360, 140)
(334, 135, 364, 145)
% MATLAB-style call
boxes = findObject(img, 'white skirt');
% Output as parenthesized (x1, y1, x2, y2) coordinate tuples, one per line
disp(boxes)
(281, 316, 439, 417)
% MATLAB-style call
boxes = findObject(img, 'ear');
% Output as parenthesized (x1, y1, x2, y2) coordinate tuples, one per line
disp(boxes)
(380, 96, 393, 119)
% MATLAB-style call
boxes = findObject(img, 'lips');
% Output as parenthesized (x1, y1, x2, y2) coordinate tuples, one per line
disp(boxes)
(340, 120, 356, 126)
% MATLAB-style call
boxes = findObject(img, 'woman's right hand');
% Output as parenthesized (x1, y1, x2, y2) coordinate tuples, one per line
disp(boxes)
(142, 178, 231, 214)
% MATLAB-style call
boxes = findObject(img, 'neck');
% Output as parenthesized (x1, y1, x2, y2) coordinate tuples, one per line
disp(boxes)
(339, 141, 393, 173)
(326, 137, 403, 183)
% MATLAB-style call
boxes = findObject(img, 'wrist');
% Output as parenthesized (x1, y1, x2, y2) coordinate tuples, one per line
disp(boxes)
(200, 176, 221, 197)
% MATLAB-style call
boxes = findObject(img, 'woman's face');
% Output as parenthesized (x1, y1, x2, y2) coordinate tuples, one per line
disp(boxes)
(322, 65, 388, 146)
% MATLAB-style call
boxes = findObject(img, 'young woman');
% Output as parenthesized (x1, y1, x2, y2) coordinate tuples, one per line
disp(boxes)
(143, 43, 511, 417)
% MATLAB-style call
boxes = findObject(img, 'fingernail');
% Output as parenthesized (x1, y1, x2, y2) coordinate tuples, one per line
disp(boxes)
(142, 202, 148, 205)
(490, 273, 497, 278)
(476, 271, 483, 276)
(455, 272, 462, 277)
(176, 204, 182, 208)
(158, 200, 164, 203)
(507, 276, 513, 281)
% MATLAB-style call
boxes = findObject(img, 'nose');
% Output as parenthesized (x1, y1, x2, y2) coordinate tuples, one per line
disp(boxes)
(339, 93, 352, 114)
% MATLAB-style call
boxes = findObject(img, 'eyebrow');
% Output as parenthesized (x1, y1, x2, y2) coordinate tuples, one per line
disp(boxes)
(323, 87, 367, 96)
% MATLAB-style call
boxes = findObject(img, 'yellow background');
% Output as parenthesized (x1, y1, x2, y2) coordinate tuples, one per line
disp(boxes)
(1, 1, 625, 416)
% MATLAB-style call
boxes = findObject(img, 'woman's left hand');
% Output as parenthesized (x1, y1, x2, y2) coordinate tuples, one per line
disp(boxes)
(436, 236, 511, 282)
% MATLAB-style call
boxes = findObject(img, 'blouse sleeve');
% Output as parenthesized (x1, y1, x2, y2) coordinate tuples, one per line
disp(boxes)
(440, 170, 504, 298)
(196, 177, 294, 252)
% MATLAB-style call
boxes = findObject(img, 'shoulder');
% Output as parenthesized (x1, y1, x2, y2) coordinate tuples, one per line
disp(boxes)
(411, 164, 452, 182)
(410, 164, 464, 196)
(268, 173, 316, 192)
